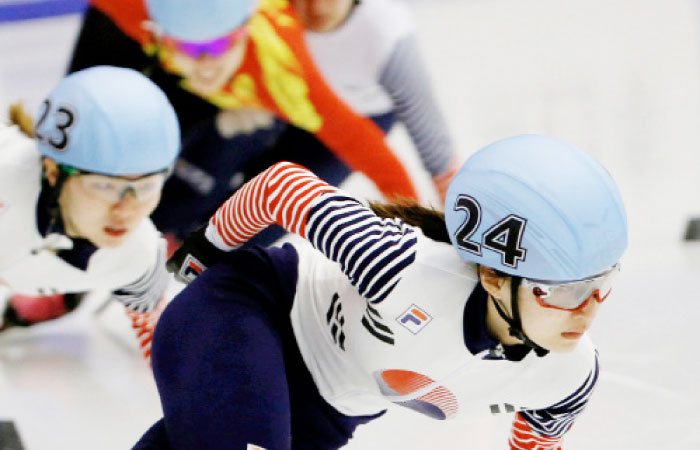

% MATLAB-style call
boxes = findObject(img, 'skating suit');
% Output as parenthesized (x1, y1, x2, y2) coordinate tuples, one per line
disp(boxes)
(205, 162, 598, 449)
(0, 125, 167, 312)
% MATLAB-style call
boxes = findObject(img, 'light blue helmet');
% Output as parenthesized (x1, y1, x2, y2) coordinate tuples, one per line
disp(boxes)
(445, 134, 627, 282)
(34, 66, 180, 176)
(146, 0, 256, 42)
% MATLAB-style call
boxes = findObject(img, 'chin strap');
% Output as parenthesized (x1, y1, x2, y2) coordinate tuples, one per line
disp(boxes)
(491, 277, 549, 357)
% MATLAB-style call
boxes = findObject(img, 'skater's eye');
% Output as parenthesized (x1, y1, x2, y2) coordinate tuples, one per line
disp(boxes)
(85, 181, 118, 192)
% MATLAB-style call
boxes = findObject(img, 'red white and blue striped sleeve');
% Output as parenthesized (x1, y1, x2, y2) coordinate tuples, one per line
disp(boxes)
(509, 353, 600, 449)
(206, 162, 418, 303)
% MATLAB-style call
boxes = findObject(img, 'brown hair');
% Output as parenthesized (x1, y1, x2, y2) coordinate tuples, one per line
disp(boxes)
(8, 103, 34, 138)
(369, 199, 450, 244)
(369, 200, 513, 279)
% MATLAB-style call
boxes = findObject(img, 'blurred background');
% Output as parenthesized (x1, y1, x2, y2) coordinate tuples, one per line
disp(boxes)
(1, 0, 700, 448)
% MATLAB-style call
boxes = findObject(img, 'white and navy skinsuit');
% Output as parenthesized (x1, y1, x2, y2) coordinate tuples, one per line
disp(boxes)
(137, 162, 598, 450)
(0, 124, 168, 338)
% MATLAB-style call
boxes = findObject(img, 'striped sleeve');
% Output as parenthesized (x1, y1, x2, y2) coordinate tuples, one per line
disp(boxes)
(206, 162, 418, 302)
(111, 238, 169, 313)
(509, 353, 600, 449)
(379, 35, 457, 178)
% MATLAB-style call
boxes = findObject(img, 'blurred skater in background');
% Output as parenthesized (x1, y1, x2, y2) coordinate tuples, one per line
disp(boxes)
(0, 66, 180, 360)
(67, 0, 457, 246)
(250, 0, 459, 200)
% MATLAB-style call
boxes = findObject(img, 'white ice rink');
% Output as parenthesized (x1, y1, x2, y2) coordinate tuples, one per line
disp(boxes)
(2, 0, 700, 448)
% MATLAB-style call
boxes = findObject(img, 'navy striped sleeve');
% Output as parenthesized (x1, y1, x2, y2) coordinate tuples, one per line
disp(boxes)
(521, 352, 600, 438)
(111, 239, 169, 313)
(379, 35, 457, 177)
(306, 194, 418, 303)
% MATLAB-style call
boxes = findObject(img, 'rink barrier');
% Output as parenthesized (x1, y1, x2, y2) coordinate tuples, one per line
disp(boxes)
(0, 0, 87, 23)
(0, 421, 24, 449)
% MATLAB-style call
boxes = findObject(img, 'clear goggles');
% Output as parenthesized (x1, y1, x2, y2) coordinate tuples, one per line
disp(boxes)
(62, 165, 169, 203)
(521, 263, 620, 312)
(161, 26, 249, 58)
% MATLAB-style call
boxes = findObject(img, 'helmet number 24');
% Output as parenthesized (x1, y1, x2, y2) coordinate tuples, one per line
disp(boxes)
(454, 195, 527, 268)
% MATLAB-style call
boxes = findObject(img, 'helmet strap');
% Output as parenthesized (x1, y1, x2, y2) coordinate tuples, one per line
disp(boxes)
(490, 277, 549, 357)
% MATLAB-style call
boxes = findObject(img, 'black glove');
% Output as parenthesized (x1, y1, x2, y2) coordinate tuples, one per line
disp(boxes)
(166, 226, 228, 284)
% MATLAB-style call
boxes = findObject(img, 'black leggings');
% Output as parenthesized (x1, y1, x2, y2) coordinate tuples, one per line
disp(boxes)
(133, 245, 383, 449)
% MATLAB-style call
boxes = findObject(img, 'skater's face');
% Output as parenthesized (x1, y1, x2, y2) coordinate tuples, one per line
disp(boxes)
(480, 267, 607, 353)
(44, 159, 164, 248)
(166, 29, 249, 97)
(293, 0, 355, 32)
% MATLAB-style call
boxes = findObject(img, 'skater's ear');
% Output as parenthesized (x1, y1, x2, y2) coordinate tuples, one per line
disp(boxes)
(478, 265, 509, 301)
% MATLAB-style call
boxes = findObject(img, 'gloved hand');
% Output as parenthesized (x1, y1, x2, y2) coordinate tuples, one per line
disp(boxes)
(1, 292, 84, 331)
(432, 158, 460, 204)
(166, 226, 228, 284)
(215, 107, 276, 138)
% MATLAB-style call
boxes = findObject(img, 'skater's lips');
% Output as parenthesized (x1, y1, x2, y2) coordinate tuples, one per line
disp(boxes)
(561, 331, 584, 340)
(104, 226, 127, 237)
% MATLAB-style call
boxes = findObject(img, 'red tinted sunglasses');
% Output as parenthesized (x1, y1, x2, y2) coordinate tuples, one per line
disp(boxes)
(523, 264, 620, 312)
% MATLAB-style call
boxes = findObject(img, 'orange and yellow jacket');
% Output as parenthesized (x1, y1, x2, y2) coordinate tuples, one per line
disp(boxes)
(89, 0, 418, 200)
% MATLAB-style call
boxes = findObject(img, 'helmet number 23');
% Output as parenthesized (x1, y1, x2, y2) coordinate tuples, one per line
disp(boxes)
(34, 99, 77, 151)
(454, 195, 527, 268)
